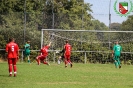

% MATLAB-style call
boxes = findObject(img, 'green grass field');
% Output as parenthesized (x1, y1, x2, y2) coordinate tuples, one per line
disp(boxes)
(0, 62, 133, 88)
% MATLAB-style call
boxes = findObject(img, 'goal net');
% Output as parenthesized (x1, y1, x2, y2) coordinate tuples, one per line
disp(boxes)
(41, 29, 133, 64)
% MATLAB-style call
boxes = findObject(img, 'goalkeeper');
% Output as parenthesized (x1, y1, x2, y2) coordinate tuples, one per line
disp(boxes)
(24, 41, 31, 63)
(112, 41, 122, 68)
(57, 49, 65, 64)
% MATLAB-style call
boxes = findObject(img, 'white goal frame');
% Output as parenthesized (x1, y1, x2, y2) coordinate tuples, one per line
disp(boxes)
(41, 29, 133, 63)
(41, 29, 133, 50)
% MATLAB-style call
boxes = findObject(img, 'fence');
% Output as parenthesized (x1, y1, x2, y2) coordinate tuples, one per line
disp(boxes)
(1, 48, 133, 65)
(0, 49, 98, 63)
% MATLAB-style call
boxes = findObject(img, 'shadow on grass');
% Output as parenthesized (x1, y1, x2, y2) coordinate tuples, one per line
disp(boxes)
(0, 62, 7, 64)
(128, 85, 133, 88)
(0, 74, 9, 77)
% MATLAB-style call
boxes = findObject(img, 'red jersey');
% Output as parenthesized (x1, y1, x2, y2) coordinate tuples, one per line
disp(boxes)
(64, 43, 71, 55)
(40, 45, 50, 56)
(6, 42, 19, 58)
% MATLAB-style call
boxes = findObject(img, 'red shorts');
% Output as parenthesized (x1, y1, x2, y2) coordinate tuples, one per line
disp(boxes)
(37, 55, 47, 61)
(8, 58, 17, 65)
(64, 55, 71, 63)
(64, 54, 70, 59)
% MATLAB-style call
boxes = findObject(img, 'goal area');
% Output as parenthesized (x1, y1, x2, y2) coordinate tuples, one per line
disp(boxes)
(41, 29, 133, 64)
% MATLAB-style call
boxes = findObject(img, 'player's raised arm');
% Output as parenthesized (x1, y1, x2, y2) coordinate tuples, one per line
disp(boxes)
(48, 42, 52, 47)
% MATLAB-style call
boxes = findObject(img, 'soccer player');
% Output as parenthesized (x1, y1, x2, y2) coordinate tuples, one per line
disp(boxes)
(112, 41, 122, 68)
(64, 40, 72, 68)
(57, 49, 65, 65)
(57, 56, 61, 65)
(24, 41, 31, 63)
(6, 38, 19, 77)
(36, 42, 51, 65)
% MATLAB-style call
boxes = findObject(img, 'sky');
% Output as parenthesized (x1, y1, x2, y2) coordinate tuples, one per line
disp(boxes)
(84, 0, 133, 26)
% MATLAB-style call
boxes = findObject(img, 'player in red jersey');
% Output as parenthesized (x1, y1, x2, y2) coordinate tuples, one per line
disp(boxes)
(36, 42, 51, 65)
(6, 38, 19, 77)
(64, 40, 72, 68)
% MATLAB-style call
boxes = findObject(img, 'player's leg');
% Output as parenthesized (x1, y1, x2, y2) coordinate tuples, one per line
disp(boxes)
(27, 51, 30, 63)
(115, 60, 119, 68)
(61, 55, 64, 61)
(43, 61, 49, 65)
(25, 51, 30, 63)
(114, 56, 118, 68)
(36, 56, 41, 65)
(117, 56, 121, 68)
(57, 56, 61, 65)
(67, 55, 72, 68)
(64, 55, 68, 67)
(27, 55, 30, 63)
(8, 59, 13, 76)
(12, 58, 17, 77)
(43, 56, 50, 65)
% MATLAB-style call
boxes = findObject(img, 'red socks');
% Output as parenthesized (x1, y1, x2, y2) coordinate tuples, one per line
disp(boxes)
(9, 64, 17, 76)
(13, 65, 17, 73)
(9, 64, 12, 74)
(43, 62, 48, 64)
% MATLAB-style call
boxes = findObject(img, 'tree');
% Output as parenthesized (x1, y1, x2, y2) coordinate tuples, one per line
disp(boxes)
(121, 15, 133, 31)
(44, 0, 93, 29)
(110, 23, 121, 30)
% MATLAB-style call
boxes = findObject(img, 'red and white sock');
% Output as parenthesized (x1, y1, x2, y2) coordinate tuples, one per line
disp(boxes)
(9, 64, 12, 74)
(13, 65, 17, 73)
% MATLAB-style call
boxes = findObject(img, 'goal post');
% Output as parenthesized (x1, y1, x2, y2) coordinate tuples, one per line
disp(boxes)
(41, 29, 133, 64)
(41, 29, 43, 49)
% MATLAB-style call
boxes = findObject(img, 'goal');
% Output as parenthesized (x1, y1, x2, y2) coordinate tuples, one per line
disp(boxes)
(41, 29, 133, 63)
